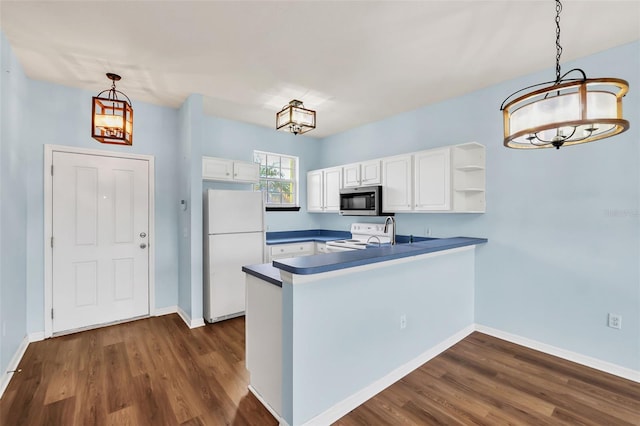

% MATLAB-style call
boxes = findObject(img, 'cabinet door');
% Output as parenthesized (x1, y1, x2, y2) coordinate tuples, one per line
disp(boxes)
(323, 167, 343, 212)
(414, 148, 451, 211)
(342, 164, 361, 188)
(203, 157, 233, 181)
(233, 161, 260, 183)
(270, 242, 314, 259)
(361, 160, 381, 185)
(307, 170, 324, 212)
(382, 155, 413, 212)
(315, 242, 327, 254)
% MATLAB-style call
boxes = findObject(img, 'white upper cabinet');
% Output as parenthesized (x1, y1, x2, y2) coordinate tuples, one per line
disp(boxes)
(233, 161, 260, 183)
(382, 155, 413, 212)
(307, 142, 485, 214)
(323, 167, 342, 211)
(203, 156, 233, 181)
(451, 143, 486, 212)
(414, 148, 451, 211)
(343, 160, 381, 188)
(307, 170, 324, 212)
(307, 167, 342, 212)
(202, 156, 259, 183)
(360, 160, 382, 185)
(342, 163, 361, 188)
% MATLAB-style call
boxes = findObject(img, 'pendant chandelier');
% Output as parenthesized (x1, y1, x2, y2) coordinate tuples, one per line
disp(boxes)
(276, 99, 316, 135)
(500, 0, 629, 150)
(91, 73, 134, 145)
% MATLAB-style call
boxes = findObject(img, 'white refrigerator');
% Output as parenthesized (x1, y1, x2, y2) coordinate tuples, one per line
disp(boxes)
(204, 189, 265, 323)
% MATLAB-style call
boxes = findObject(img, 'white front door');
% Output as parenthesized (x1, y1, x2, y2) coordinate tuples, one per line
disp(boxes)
(51, 151, 149, 333)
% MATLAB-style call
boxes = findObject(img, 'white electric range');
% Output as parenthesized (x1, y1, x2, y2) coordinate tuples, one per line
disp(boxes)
(325, 222, 394, 252)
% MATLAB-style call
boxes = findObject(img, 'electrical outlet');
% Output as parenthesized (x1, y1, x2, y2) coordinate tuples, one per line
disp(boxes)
(400, 314, 407, 329)
(426, 227, 432, 236)
(608, 313, 622, 330)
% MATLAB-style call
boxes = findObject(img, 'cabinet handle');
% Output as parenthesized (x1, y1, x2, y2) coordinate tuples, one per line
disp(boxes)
(280, 248, 284, 252)
(234, 173, 237, 177)
(226, 172, 230, 176)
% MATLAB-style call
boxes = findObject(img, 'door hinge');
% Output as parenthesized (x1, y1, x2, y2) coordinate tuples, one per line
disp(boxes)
(50, 236, 54, 248)
(50, 165, 53, 176)
(51, 308, 54, 319)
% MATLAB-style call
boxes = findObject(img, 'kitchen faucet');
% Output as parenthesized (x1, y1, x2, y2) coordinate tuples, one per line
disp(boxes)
(383, 216, 396, 245)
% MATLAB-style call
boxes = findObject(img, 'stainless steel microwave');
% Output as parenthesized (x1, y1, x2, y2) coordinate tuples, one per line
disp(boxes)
(339, 186, 384, 216)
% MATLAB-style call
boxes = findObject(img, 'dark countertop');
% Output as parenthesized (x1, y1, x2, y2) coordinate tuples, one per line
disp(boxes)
(266, 229, 350, 245)
(243, 237, 487, 284)
(242, 263, 283, 287)
(265, 229, 433, 245)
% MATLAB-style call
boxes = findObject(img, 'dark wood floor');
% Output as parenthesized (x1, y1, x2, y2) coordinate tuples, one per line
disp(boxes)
(1, 315, 639, 425)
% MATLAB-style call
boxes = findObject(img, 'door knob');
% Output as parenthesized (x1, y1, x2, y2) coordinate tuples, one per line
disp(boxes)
(140, 232, 147, 238)
(140, 243, 147, 249)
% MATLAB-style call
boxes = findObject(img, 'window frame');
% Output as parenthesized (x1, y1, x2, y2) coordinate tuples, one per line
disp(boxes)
(253, 150, 300, 211)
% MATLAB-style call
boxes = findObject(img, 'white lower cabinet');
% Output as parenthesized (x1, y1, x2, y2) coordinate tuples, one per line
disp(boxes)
(267, 242, 315, 262)
(315, 242, 328, 253)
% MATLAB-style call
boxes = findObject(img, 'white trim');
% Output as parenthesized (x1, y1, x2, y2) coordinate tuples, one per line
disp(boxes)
(475, 324, 640, 383)
(44, 144, 156, 338)
(0, 335, 30, 398)
(281, 245, 474, 285)
(153, 305, 178, 316)
(248, 385, 286, 425)
(177, 305, 206, 329)
(301, 324, 476, 426)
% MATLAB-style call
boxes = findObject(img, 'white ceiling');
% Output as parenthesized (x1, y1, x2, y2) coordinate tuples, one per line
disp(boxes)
(2, 1, 639, 138)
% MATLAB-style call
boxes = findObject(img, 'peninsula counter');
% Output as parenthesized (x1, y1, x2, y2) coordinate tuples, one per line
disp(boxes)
(242, 237, 487, 426)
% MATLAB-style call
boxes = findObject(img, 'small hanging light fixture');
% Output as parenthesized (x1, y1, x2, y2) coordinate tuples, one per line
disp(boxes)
(500, 0, 629, 149)
(92, 73, 133, 145)
(276, 99, 316, 135)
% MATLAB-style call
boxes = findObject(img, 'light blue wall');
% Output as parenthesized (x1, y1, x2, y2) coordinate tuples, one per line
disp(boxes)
(1, 27, 637, 380)
(281, 248, 476, 424)
(318, 41, 640, 371)
(22, 79, 180, 333)
(201, 114, 324, 231)
(0, 31, 29, 376)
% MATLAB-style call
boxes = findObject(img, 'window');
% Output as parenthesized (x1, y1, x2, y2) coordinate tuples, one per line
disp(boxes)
(253, 150, 299, 210)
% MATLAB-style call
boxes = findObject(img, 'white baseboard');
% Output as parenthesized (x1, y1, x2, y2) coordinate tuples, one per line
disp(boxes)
(153, 305, 178, 316)
(248, 385, 287, 425)
(475, 324, 640, 383)
(302, 324, 476, 426)
(0, 334, 30, 399)
(177, 305, 205, 329)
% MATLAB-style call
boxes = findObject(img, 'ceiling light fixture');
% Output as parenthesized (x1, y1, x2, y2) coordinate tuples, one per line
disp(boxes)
(276, 99, 316, 135)
(500, 0, 629, 150)
(92, 73, 134, 145)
